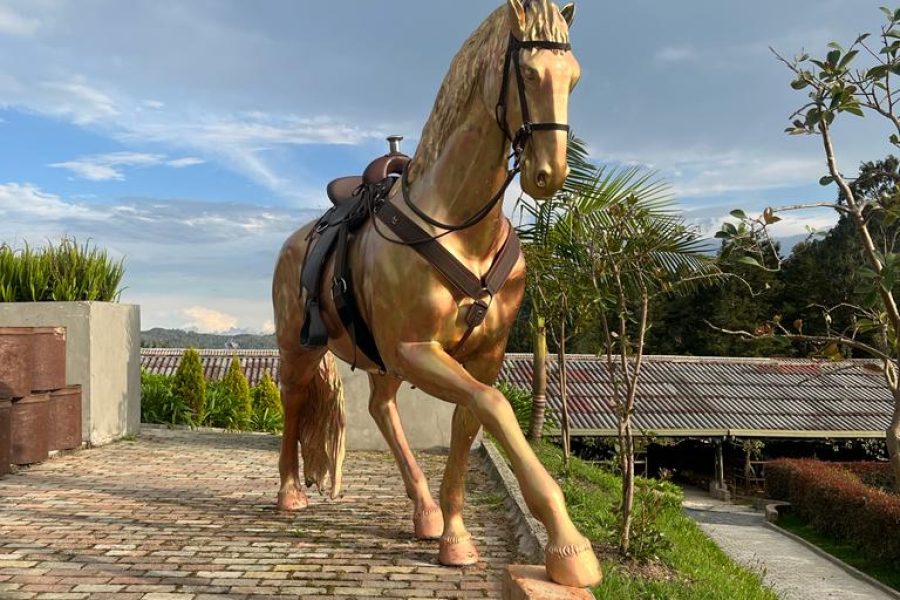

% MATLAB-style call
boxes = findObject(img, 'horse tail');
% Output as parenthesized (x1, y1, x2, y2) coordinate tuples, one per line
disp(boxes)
(298, 351, 346, 499)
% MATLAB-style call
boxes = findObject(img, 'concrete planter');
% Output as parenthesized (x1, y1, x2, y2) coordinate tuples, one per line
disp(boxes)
(0, 302, 140, 446)
(0, 327, 34, 398)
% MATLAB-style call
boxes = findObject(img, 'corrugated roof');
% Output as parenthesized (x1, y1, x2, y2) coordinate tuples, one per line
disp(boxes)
(499, 354, 892, 438)
(140, 349, 893, 438)
(141, 348, 280, 388)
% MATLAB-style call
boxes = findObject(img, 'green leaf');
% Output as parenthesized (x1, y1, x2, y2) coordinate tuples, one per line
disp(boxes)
(729, 209, 747, 220)
(791, 78, 808, 90)
(819, 175, 835, 186)
(827, 49, 841, 66)
(737, 256, 762, 268)
(882, 6, 894, 18)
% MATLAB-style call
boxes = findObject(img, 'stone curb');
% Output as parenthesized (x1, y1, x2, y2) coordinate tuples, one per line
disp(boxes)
(763, 521, 900, 600)
(141, 423, 279, 439)
(478, 439, 547, 563)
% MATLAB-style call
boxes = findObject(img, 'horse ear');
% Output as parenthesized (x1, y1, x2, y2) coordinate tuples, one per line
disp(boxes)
(560, 3, 576, 27)
(507, 0, 527, 38)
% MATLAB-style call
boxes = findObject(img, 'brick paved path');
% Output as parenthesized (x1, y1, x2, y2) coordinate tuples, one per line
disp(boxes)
(0, 427, 518, 599)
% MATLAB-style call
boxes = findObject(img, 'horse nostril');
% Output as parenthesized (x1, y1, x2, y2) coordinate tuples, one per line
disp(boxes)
(536, 170, 550, 188)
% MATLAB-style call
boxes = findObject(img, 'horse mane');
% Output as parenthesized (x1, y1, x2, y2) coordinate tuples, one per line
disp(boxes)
(410, 1, 570, 179)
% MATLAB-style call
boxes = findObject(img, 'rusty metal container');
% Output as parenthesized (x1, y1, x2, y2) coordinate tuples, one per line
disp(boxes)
(31, 327, 66, 392)
(0, 327, 34, 399)
(0, 398, 10, 476)
(48, 385, 82, 452)
(10, 393, 49, 465)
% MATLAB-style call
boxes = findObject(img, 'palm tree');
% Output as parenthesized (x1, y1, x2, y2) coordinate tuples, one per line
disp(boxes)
(518, 137, 723, 555)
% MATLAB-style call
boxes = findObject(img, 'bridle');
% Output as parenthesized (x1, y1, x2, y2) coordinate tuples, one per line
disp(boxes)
(395, 31, 572, 237)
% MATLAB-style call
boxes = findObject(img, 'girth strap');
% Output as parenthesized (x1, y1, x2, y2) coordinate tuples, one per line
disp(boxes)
(376, 200, 521, 354)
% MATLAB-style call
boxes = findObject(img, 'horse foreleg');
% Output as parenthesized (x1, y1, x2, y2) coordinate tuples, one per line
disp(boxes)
(368, 374, 443, 539)
(396, 341, 601, 588)
(437, 404, 481, 566)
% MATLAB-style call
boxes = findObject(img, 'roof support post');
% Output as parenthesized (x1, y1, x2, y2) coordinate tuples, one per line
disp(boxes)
(715, 438, 725, 489)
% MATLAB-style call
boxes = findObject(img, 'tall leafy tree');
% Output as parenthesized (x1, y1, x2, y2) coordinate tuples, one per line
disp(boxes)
(720, 7, 900, 489)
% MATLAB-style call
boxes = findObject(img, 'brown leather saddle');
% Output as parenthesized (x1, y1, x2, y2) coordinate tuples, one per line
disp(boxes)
(301, 137, 520, 373)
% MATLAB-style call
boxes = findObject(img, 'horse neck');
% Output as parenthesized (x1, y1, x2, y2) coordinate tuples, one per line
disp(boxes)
(409, 102, 511, 258)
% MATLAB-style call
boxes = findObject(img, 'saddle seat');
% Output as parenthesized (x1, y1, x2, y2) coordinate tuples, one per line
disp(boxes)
(326, 154, 410, 205)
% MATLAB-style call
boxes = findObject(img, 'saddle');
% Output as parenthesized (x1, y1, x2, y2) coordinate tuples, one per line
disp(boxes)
(300, 137, 521, 373)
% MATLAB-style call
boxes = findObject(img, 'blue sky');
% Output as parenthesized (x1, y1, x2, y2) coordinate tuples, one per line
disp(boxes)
(0, 1, 895, 333)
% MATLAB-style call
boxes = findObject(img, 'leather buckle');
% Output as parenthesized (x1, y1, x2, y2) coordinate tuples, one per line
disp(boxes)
(332, 277, 348, 295)
(466, 299, 490, 328)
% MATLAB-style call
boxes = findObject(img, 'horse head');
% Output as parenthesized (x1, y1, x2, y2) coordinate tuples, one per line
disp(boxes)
(489, 0, 580, 199)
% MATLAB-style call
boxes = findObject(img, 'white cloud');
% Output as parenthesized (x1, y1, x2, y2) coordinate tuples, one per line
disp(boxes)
(182, 306, 238, 333)
(0, 5, 39, 37)
(166, 157, 205, 168)
(260, 319, 275, 335)
(50, 151, 204, 181)
(38, 78, 119, 124)
(0, 182, 103, 220)
(654, 45, 699, 64)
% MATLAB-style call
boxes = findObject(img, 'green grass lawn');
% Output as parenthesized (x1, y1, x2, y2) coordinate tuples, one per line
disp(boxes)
(532, 443, 777, 600)
(777, 513, 900, 592)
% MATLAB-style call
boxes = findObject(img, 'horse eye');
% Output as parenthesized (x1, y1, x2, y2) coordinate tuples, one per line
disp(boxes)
(523, 67, 539, 81)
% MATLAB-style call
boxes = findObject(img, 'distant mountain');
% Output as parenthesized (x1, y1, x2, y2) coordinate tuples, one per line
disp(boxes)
(141, 327, 277, 349)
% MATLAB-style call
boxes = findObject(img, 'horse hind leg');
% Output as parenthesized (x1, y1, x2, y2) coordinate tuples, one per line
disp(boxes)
(368, 374, 443, 540)
(277, 348, 345, 511)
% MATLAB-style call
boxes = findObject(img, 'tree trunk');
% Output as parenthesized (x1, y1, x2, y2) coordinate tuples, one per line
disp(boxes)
(889, 388, 900, 492)
(559, 317, 572, 467)
(528, 314, 548, 442)
(619, 416, 634, 556)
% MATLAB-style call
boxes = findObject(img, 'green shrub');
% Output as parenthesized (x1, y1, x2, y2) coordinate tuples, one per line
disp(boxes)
(140, 369, 192, 426)
(201, 380, 244, 430)
(251, 371, 283, 433)
(766, 459, 900, 567)
(0, 238, 125, 302)
(173, 348, 206, 418)
(222, 356, 252, 429)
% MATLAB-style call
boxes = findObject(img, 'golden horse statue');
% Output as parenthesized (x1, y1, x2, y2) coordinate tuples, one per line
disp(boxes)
(272, 0, 601, 587)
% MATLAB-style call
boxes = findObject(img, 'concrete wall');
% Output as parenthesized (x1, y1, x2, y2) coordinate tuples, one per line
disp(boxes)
(336, 361, 465, 451)
(0, 302, 141, 446)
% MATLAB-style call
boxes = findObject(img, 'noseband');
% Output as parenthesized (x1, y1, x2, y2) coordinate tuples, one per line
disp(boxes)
(395, 32, 572, 236)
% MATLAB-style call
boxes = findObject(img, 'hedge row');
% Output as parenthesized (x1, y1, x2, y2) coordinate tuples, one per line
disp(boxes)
(766, 459, 900, 567)
(840, 461, 896, 492)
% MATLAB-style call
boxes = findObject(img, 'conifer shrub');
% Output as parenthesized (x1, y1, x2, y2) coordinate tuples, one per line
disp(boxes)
(251, 370, 283, 433)
(222, 356, 252, 430)
(173, 348, 206, 419)
(140, 369, 191, 426)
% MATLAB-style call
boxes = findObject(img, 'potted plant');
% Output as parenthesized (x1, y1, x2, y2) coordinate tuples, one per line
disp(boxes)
(0, 239, 140, 446)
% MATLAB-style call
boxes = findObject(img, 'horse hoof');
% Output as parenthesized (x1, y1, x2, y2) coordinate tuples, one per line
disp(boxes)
(413, 507, 443, 540)
(276, 488, 309, 512)
(545, 537, 602, 588)
(438, 533, 479, 566)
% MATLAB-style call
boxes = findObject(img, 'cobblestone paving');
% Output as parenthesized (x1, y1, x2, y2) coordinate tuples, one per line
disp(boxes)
(0, 428, 518, 599)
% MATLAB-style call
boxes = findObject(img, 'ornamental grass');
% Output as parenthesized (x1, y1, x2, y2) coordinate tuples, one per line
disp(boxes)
(0, 238, 125, 302)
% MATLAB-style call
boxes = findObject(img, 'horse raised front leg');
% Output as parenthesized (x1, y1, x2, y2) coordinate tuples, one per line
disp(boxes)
(368, 374, 443, 539)
(396, 341, 602, 588)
